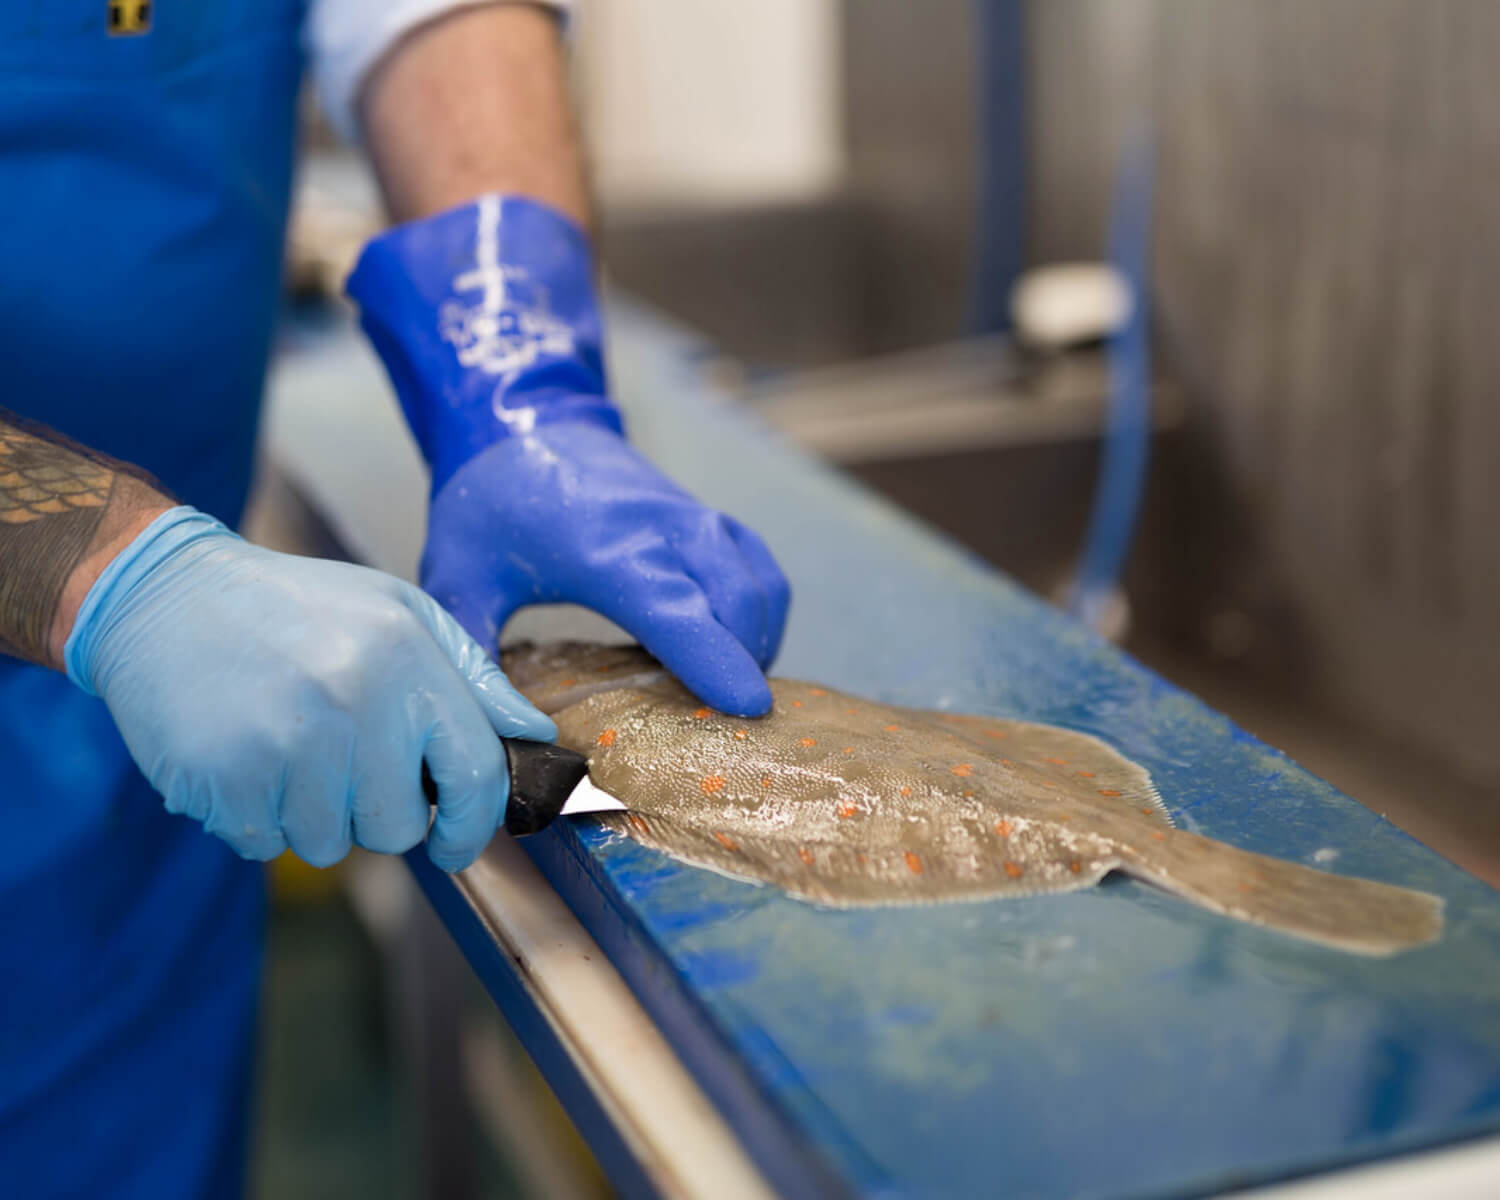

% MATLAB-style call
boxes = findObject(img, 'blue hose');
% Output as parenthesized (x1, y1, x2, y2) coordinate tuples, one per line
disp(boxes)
(1066, 128, 1156, 628)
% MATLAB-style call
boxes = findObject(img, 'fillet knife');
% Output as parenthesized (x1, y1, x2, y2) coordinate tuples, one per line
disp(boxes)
(421, 740, 626, 838)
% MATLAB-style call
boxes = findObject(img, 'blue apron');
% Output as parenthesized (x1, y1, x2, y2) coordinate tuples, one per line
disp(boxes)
(0, 3, 303, 1195)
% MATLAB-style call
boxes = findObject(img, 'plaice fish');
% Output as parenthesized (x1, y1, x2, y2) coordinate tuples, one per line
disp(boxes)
(502, 642, 1444, 956)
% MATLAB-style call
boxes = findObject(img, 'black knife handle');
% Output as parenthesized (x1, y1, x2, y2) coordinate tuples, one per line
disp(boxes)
(421, 739, 590, 838)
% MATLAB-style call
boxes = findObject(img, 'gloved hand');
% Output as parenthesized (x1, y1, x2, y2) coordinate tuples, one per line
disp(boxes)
(421, 421, 788, 716)
(65, 508, 556, 870)
(347, 195, 789, 717)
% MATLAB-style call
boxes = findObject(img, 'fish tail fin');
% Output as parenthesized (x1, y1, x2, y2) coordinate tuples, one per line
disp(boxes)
(1120, 831, 1443, 955)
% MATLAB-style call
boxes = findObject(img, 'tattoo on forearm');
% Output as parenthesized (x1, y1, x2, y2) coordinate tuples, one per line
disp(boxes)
(0, 421, 117, 663)
(0, 415, 173, 667)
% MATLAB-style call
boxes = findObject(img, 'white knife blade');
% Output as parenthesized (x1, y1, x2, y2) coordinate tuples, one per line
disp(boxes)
(558, 774, 628, 817)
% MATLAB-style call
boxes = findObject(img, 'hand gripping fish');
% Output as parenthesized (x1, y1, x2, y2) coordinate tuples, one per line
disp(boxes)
(502, 642, 1443, 956)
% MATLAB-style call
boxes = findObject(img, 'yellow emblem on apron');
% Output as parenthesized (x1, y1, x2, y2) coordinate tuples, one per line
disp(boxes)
(108, 0, 151, 36)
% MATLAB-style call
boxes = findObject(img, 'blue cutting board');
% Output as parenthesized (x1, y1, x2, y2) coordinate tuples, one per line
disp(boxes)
(510, 304, 1500, 1200)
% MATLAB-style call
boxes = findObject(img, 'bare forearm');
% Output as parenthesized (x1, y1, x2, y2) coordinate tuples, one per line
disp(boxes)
(0, 415, 171, 668)
(360, 3, 591, 230)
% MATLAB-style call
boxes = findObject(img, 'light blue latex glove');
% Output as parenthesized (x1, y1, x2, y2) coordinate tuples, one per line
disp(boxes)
(347, 195, 790, 717)
(65, 508, 556, 871)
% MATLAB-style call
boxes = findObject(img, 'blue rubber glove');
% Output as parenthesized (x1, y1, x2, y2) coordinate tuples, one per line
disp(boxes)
(347, 195, 789, 717)
(65, 508, 556, 871)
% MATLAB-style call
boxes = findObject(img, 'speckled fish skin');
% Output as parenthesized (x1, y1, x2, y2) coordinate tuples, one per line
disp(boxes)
(502, 642, 1444, 956)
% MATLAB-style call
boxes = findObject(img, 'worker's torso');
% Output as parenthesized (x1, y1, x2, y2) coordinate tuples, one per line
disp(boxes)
(0, 1, 304, 879)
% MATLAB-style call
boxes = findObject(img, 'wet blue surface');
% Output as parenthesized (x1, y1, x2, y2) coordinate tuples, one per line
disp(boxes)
(511, 303, 1500, 1199)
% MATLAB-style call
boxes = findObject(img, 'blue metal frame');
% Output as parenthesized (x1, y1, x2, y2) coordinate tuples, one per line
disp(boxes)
(408, 832, 855, 1200)
(404, 849, 665, 1200)
(968, 0, 1028, 335)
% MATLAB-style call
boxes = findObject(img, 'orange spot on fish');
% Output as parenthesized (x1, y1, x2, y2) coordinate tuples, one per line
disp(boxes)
(800, 737, 817, 747)
(1000, 759, 1016, 767)
(595, 729, 617, 748)
(994, 820, 1013, 838)
(962, 789, 974, 798)
(734, 730, 749, 740)
(1140, 807, 1156, 816)
(1151, 831, 1166, 841)
(1042, 780, 1059, 788)
(693, 707, 710, 719)
(700, 774, 726, 795)
(627, 814, 649, 834)
(904, 852, 924, 875)
(837, 803, 858, 819)
(809, 688, 828, 697)
(885, 724, 901, 733)
(1098, 789, 1122, 797)
(1069, 859, 1083, 874)
(846, 707, 858, 715)
(1056, 814, 1070, 822)
(761, 776, 773, 788)
(900, 786, 913, 797)
(1003, 861, 1024, 879)
(983, 730, 1008, 740)
(560, 678, 577, 687)
(1044, 757, 1068, 766)
(843, 746, 854, 755)
(951, 763, 974, 777)
(798, 847, 815, 866)
(714, 832, 739, 851)
(1076, 770, 1095, 778)
(857, 853, 869, 865)
(792, 700, 804, 708)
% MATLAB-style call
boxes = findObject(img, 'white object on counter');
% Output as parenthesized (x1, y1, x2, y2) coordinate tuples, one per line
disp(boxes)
(1011, 262, 1134, 351)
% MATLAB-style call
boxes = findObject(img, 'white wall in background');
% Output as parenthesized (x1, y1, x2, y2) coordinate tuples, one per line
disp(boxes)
(573, 0, 844, 207)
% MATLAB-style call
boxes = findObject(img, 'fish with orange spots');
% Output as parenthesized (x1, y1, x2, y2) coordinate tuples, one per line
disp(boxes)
(500, 641, 1443, 956)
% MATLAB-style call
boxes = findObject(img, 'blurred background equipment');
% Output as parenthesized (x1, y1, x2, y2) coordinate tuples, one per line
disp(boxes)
(263, 1, 1500, 1195)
